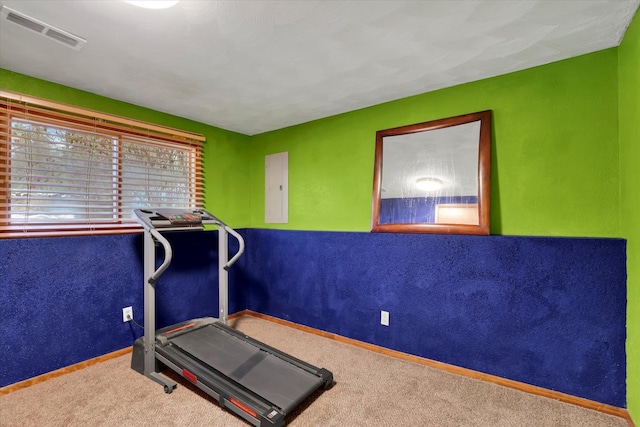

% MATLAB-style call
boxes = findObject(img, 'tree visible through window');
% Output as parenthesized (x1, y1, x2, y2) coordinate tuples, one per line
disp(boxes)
(1, 91, 204, 237)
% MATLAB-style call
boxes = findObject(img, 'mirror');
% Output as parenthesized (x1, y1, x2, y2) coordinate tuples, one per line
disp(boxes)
(371, 110, 491, 235)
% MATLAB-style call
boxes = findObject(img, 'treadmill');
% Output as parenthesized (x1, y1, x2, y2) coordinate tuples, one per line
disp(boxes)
(131, 208, 333, 427)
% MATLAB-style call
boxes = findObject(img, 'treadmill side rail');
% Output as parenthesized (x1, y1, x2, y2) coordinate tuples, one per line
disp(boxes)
(155, 317, 217, 344)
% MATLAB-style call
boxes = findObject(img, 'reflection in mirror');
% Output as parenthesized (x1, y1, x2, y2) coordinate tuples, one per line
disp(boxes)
(371, 110, 491, 235)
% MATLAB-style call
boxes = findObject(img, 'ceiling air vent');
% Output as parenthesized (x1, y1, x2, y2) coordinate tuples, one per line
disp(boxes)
(1, 6, 86, 50)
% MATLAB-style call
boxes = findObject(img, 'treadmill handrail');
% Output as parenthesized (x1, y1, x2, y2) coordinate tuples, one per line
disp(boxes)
(134, 208, 244, 282)
(224, 225, 245, 270)
(149, 228, 173, 284)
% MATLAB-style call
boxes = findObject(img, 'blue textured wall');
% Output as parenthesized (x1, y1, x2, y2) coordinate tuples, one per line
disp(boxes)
(0, 230, 245, 387)
(0, 229, 627, 408)
(243, 229, 627, 407)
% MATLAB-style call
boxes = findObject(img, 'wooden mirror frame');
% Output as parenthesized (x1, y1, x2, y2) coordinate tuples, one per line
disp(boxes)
(371, 110, 491, 235)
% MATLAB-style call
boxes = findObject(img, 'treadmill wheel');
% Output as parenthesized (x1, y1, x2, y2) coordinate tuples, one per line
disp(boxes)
(164, 384, 176, 394)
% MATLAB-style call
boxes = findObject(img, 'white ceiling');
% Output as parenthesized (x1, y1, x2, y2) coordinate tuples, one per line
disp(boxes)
(0, 0, 638, 136)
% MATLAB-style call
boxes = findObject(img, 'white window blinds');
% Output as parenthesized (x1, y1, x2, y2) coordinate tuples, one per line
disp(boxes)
(0, 91, 204, 238)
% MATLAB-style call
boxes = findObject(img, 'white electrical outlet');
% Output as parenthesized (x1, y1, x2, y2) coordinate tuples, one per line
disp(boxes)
(122, 306, 133, 322)
(381, 310, 389, 326)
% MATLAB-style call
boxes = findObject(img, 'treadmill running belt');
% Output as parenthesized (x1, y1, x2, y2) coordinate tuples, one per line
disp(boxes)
(170, 325, 323, 412)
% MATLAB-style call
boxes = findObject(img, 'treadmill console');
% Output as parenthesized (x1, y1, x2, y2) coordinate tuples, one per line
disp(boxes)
(157, 211, 202, 226)
(134, 208, 222, 229)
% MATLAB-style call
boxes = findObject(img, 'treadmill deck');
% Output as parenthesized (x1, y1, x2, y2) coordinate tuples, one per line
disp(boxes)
(169, 323, 325, 413)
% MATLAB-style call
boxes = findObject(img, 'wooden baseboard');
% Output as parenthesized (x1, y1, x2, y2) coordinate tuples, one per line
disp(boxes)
(0, 347, 132, 396)
(241, 310, 634, 426)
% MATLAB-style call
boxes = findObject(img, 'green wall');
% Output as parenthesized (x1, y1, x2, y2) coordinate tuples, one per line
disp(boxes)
(248, 49, 620, 237)
(1, 50, 622, 237)
(619, 8, 640, 420)
(0, 69, 252, 228)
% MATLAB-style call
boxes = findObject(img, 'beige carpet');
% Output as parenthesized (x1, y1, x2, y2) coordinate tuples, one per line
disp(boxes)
(0, 316, 628, 427)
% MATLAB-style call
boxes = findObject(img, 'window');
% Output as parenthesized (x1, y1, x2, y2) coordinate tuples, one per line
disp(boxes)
(1, 91, 204, 238)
